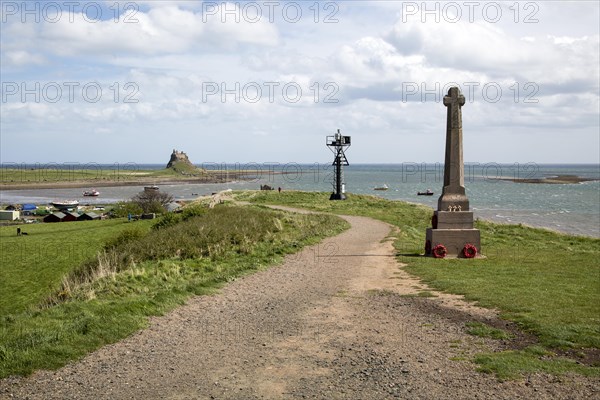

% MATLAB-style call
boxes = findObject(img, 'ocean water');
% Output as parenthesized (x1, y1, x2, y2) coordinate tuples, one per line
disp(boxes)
(255, 163, 600, 237)
(1, 164, 599, 238)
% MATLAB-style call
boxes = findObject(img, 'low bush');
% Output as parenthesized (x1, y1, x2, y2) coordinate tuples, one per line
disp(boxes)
(111, 201, 143, 218)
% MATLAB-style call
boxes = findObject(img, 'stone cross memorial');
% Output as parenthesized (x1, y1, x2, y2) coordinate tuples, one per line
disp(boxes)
(425, 87, 481, 258)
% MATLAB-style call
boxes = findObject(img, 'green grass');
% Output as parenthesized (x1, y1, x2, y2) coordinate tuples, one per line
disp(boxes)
(235, 190, 600, 378)
(0, 219, 155, 315)
(165, 160, 206, 175)
(0, 204, 349, 378)
(466, 322, 513, 340)
(405, 222, 600, 350)
(0, 167, 206, 186)
(0, 167, 163, 184)
(474, 346, 598, 381)
(0, 165, 259, 187)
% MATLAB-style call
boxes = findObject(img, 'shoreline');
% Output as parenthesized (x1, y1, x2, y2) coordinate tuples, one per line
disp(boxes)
(0, 172, 259, 191)
(0, 170, 301, 190)
(5, 173, 598, 190)
(0, 177, 234, 191)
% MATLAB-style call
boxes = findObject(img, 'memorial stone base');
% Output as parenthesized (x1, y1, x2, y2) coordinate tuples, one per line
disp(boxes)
(425, 211, 481, 258)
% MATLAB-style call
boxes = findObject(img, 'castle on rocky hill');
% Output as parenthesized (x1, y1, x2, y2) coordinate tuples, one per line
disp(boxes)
(166, 149, 193, 169)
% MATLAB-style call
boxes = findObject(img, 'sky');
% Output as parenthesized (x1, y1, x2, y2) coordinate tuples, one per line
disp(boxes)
(1, 0, 599, 165)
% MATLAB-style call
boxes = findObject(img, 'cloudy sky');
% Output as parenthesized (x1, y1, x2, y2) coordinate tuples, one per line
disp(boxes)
(1, 0, 599, 165)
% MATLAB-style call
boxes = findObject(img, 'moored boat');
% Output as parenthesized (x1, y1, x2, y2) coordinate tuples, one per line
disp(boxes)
(83, 189, 100, 197)
(144, 185, 159, 192)
(51, 200, 79, 210)
(374, 184, 389, 191)
(417, 189, 434, 196)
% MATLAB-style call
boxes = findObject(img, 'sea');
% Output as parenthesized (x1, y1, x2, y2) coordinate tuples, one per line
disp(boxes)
(1, 163, 599, 238)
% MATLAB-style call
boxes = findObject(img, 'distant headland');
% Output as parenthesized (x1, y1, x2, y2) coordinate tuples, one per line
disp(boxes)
(0, 149, 247, 190)
(501, 175, 599, 184)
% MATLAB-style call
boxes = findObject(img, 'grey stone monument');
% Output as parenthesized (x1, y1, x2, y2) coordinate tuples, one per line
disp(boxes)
(425, 87, 481, 258)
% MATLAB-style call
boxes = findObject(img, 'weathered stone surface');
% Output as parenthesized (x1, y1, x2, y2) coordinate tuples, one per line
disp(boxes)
(426, 228, 481, 257)
(438, 87, 469, 212)
(434, 211, 474, 230)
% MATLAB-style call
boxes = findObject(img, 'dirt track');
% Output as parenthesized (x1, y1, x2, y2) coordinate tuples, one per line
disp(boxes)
(1, 213, 598, 399)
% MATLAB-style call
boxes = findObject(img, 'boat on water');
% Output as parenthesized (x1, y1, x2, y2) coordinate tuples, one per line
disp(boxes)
(417, 189, 434, 196)
(144, 185, 159, 192)
(82, 189, 100, 197)
(51, 200, 79, 210)
(373, 184, 389, 191)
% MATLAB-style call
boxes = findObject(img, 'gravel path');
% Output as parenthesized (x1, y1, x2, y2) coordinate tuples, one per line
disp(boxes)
(1, 213, 598, 399)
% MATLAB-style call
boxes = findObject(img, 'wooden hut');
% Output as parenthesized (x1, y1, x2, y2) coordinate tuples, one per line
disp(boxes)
(63, 212, 80, 222)
(77, 212, 100, 221)
(44, 212, 66, 223)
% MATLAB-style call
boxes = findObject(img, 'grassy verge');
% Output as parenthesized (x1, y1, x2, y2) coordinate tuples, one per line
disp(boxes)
(235, 190, 600, 379)
(0, 204, 349, 378)
(465, 322, 513, 340)
(0, 219, 155, 315)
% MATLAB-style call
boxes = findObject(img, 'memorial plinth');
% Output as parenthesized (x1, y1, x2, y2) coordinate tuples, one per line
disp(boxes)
(425, 87, 481, 258)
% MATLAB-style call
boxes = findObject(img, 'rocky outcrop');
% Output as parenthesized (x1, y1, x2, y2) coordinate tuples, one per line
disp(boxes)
(165, 149, 205, 175)
(166, 149, 193, 169)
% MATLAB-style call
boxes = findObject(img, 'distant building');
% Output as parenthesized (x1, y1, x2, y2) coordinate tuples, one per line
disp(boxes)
(44, 212, 66, 223)
(77, 212, 100, 221)
(0, 210, 20, 221)
(63, 212, 80, 222)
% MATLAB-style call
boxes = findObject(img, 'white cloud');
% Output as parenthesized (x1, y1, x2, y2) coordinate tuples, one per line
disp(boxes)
(389, 19, 543, 77)
(1, 1, 598, 163)
(133, 0, 203, 10)
(3, 50, 46, 67)
(1, 3, 278, 64)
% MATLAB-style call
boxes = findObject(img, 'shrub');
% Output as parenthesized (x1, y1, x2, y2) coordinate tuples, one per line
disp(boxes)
(111, 201, 143, 218)
(103, 226, 147, 249)
(181, 204, 207, 220)
(152, 212, 182, 230)
(131, 190, 174, 213)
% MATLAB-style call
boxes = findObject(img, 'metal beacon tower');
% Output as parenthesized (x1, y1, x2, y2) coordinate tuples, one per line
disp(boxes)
(326, 129, 351, 200)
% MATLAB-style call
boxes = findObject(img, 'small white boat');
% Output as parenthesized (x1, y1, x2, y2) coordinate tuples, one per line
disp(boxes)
(83, 189, 100, 197)
(374, 184, 389, 191)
